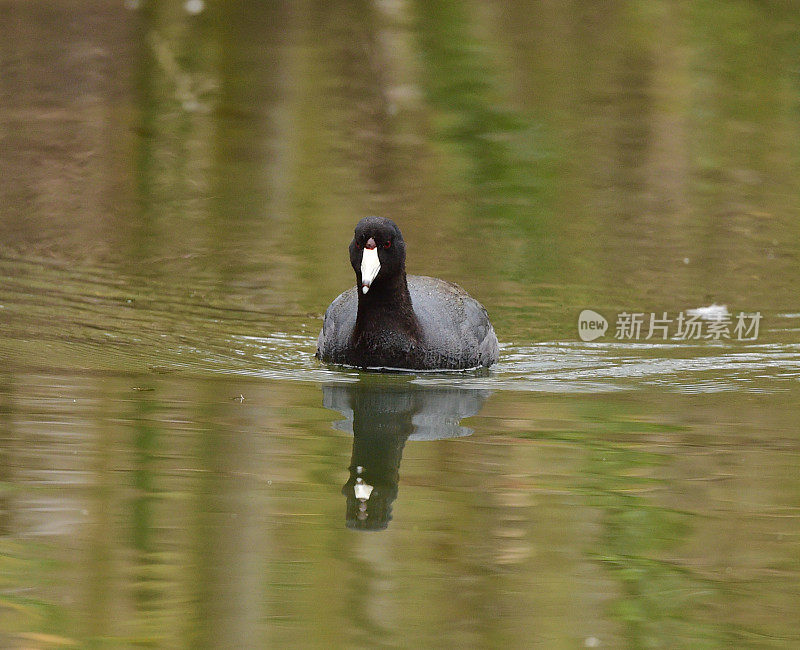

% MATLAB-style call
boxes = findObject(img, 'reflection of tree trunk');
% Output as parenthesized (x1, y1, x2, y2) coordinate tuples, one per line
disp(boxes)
(265, 2, 300, 225)
(208, 0, 277, 281)
(192, 379, 264, 648)
(305, 1, 400, 200)
(85, 391, 115, 643)
(129, 386, 159, 623)
(0, 369, 13, 536)
(645, 6, 694, 299)
(611, 49, 651, 217)
(646, 11, 689, 219)
(291, 1, 446, 257)
(131, 1, 175, 266)
(130, 0, 280, 275)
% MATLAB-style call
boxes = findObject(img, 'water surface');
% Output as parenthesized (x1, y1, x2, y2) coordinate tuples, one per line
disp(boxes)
(2, 0, 800, 647)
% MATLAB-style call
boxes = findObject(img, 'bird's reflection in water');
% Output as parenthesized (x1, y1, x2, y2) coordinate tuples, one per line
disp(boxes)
(323, 378, 491, 531)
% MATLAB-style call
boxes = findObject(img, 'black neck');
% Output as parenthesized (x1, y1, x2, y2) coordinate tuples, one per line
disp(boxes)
(354, 272, 420, 337)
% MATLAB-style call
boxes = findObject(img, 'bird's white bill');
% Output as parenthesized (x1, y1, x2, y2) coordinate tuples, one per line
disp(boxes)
(360, 247, 380, 293)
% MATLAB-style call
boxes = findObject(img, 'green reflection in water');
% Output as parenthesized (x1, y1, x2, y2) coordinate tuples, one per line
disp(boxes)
(2, 0, 800, 647)
(414, 0, 557, 283)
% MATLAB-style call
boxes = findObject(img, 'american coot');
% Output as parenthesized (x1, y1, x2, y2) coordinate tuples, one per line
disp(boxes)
(316, 216, 499, 370)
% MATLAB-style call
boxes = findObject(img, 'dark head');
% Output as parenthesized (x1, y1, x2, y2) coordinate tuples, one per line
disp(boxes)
(349, 216, 407, 296)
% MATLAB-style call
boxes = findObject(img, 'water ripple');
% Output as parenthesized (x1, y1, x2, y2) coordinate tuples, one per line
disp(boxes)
(228, 335, 800, 394)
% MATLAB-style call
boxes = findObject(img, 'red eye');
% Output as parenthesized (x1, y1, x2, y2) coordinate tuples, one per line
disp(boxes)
(383, 240, 391, 249)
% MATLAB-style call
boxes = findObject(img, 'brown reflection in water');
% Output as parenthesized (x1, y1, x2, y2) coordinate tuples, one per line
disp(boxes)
(3, 0, 800, 329)
(1, 2, 800, 645)
(0, 371, 799, 646)
(1, 1, 135, 260)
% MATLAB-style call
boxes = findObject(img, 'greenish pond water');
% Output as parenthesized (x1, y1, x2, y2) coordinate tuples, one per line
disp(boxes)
(2, 1, 800, 647)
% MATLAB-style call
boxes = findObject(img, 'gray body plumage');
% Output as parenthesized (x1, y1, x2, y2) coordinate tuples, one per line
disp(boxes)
(317, 275, 499, 370)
